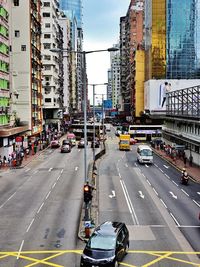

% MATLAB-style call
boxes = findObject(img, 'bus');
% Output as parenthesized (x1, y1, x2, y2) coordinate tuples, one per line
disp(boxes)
(69, 123, 104, 141)
(137, 145, 153, 164)
(128, 125, 162, 142)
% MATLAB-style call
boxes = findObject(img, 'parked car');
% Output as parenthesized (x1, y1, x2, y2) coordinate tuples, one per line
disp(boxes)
(91, 139, 100, 148)
(78, 139, 85, 148)
(50, 139, 60, 148)
(80, 221, 129, 267)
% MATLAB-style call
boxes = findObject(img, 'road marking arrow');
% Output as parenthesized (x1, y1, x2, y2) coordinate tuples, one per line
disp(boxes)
(145, 164, 149, 168)
(169, 191, 177, 199)
(164, 165, 169, 169)
(109, 190, 116, 198)
(75, 166, 78, 171)
(139, 191, 145, 199)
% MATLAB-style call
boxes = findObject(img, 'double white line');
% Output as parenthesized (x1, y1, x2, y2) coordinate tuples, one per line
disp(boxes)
(120, 179, 139, 225)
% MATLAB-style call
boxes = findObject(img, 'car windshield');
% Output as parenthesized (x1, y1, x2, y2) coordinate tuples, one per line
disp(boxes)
(87, 234, 116, 250)
(140, 149, 152, 156)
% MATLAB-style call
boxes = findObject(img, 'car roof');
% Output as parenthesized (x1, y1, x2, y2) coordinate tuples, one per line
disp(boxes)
(94, 221, 124, 236)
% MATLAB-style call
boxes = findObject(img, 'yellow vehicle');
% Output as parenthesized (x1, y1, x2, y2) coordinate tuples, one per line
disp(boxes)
(119, 134, 130, 151)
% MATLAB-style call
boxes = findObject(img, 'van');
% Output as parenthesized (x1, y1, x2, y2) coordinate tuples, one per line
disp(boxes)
(137, 145, 153, 164)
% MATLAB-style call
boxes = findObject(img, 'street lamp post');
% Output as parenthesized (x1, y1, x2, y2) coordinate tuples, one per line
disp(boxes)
(50, 47, 118, 221)
(88, 83, 108, 162)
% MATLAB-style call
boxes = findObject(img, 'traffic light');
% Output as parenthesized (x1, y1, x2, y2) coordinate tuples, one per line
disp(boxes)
(84, 184, 92, 203)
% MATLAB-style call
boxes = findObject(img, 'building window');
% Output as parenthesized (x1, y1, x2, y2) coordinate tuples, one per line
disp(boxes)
(44, 34, 51, 39)
(45, 98, 51, 103)
(43, 2, 50, 7)
(43, 12, 50, 18)
(15, 30, 20, 37)
(21, 45, 26, 51)
(44, 55, 51, 60)
(44, 43, 51, 49)
(13, 0, 19, 6)
(44, 65, 51, 70)
(45, 23, 51, 28)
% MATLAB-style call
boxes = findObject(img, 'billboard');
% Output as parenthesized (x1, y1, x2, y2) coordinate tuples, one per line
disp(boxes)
(144, 79, 200, 113)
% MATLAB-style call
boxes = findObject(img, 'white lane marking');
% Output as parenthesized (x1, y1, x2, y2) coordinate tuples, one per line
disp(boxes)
(163, 165, 169, 169)
(120, 180, 139, 225)
(57, 175, 61, 181)
(52, 182, 56, 189)
(154, 164, 158, 168)
(160, 169, 164, 173)
(142, 173, 146, 178)
(147, 180, 151, 186)
(160, 199, 168, 209)
(177, 225, 200, 228)
(172, 180, 178, 186)
(125, 163, 128, 168)
(17, 240, 24, 259)
(33, 170, 38, 174)
(45, 191, 51, 200)
(78, 149, 81, 152)
(75, 166, 78, 171)
(109, 190, 116, 198)
(48, 167, 53, 172)
(37, 202, 44, 214)
(139, 191, 145, 199)
(181, 189, 189, 197)
(26, 218, 35, 232)
(135, 163, 138, 167)
(119, 173, 122, 178)
(145, 164, 149, 168)
(197, 192, 200, 195)
(169, 191, 177, 199)
(153, 188, 158, 196)
(61, 169, 63, 174)
(192, 200, 200, 208)
(0, 192, 16, 209)
(170, 213, 180, 227)
(25, 168, 30, 172)
(165, 174, 170, 179)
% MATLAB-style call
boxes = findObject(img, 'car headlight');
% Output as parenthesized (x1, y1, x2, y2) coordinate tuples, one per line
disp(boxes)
(105, 255, 115, 262)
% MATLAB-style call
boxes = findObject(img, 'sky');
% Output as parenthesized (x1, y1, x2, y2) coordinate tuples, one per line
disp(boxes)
(82, 0, 130, 103)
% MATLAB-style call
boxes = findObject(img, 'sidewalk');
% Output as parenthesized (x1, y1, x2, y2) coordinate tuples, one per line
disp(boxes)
(153, 148, 200, 183)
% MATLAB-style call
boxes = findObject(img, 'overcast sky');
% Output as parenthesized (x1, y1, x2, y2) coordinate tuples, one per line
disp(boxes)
(83, 0, 130, 102)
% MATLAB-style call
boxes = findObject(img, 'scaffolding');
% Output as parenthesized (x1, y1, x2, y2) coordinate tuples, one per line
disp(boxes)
(166, 85, 200, 119)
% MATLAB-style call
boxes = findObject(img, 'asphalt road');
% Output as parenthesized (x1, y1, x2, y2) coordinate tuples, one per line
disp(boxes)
(0, 143, 98, 267)
(97, 126, 200, 266)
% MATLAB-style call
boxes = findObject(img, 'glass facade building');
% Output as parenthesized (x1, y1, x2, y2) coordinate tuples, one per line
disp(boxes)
(166, 0, 200, 79)
(145, 0, 200, 80)
(59, 0, 82, 28)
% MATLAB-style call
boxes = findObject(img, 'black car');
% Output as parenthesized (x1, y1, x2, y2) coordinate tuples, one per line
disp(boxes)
(80, 221, 129, 267)
(60, 139, 72, 153)
(78, 139, 85, 148)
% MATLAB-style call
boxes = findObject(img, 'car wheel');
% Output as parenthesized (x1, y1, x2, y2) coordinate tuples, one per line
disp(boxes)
(125, 243, 129, 254)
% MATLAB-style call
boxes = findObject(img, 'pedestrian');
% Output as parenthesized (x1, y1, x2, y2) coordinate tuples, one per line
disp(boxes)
(0, 155, 2, 169)
(189, 154, 193, 167)
(3, 155, 6, 167)
(183, 156, 187, 167)
(8, 154, 12, 167)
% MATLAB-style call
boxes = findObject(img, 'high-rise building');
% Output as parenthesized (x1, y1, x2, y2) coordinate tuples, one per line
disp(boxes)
(9, 1, 43, 140)
(41, 0, 64, 130)
(120, 0, 144, 121)
(0, 3, 10, 127)
(145, 0, 200, 80)
(59, 0, 84, 114)
(59, 0, 82, 28)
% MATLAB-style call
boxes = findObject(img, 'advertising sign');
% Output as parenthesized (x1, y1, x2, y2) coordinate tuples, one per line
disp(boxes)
(103, 99, 112, 110)
(144, 79, 200, 113)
